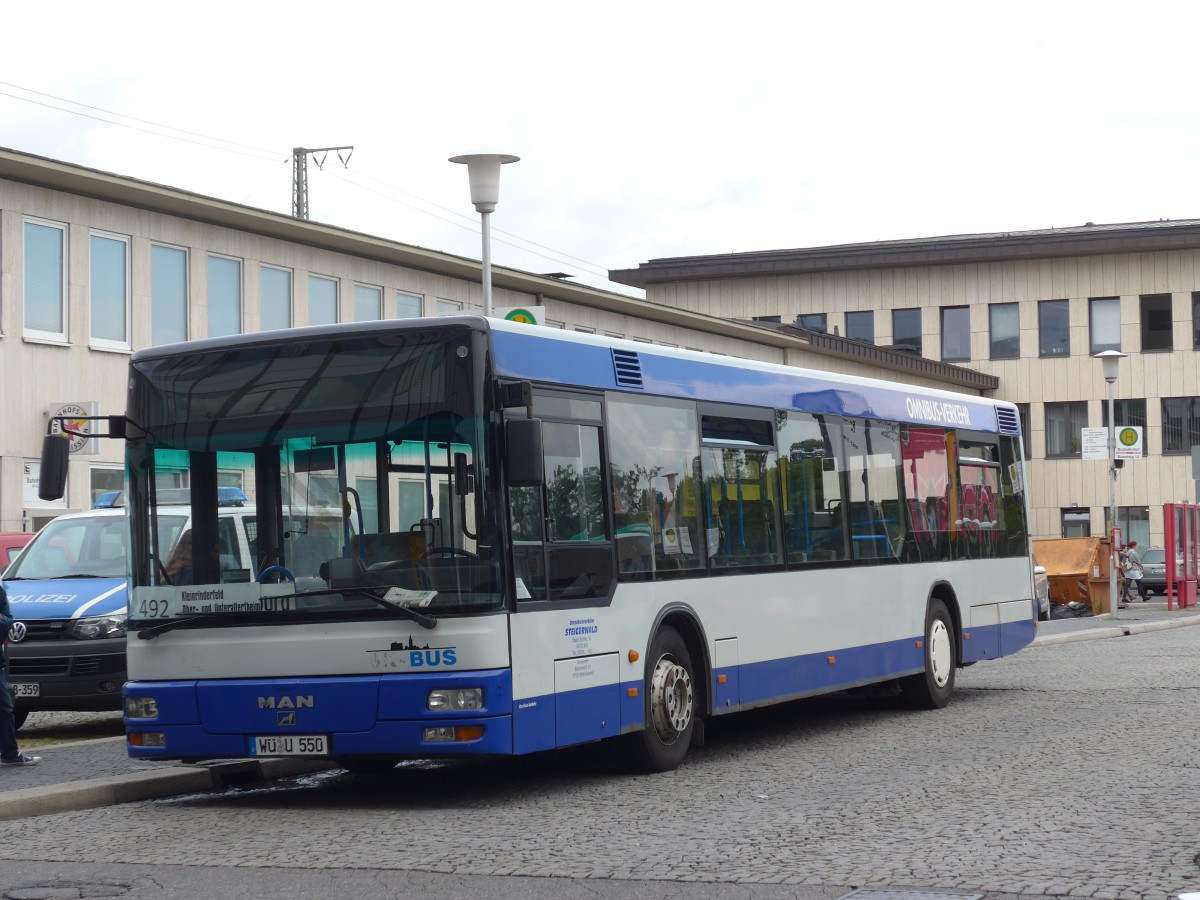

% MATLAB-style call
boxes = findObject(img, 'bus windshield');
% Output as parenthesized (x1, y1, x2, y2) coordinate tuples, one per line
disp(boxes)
(123, 322, 502, 625)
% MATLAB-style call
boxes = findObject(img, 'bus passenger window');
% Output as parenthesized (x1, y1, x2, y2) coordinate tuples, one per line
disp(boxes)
(607, 394, 705, 579)
(776, 412, 847, 564)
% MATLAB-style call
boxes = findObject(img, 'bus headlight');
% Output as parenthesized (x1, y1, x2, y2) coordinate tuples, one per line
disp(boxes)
(427, 687, 483, 711)
(125, 696, 159, 719)
(71, 613, 127, 640)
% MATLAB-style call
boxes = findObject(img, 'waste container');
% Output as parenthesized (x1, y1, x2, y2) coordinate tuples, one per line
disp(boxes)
(1031, 536, 1116, 615)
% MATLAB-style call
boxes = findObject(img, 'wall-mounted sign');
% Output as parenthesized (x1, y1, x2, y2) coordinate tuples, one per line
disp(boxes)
(494, 306, 546, 326)
(48, 402, 99, 455)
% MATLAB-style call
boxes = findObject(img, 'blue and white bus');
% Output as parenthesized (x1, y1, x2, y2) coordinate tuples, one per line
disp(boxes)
(41, 316, 1036, 772)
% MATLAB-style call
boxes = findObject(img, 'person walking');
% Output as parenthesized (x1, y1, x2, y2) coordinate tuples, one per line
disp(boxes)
(1124, 540, 1148, 603)
(0, 584, 41, 767)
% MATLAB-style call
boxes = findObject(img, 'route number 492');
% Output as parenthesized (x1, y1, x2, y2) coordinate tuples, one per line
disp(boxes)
(137, 597, 171, 619)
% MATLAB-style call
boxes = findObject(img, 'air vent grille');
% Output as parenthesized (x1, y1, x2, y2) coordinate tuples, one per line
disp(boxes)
(996, 407, 1020, 435)
(612, 349, 644, 389)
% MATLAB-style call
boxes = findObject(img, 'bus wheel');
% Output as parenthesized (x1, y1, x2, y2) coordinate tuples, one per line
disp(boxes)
(623, 626, 695, 773)
(900, 598, 956, 710)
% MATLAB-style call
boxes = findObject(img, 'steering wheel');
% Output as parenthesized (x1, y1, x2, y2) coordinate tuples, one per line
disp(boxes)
(256, 565, 295, 584)
(425, 547, 475, 558)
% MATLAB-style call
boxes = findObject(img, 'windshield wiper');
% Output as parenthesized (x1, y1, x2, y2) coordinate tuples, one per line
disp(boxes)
(136, 586, 437, 641)
(291, 586, 438, 630)
(50, 574, 111, 580)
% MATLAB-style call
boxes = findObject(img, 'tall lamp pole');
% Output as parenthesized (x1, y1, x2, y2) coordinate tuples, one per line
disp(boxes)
(449, 152, 519, 317)
(1096, 350, 1126, 614)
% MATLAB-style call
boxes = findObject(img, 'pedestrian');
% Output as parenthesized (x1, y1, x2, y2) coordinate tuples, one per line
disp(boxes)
(0, 584, 41, 767)
(1123, 540, 1148, 603)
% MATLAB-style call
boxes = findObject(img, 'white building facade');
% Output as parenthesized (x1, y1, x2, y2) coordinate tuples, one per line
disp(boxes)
(612, 222, 1200, 546)
(0, 148, 987, 533)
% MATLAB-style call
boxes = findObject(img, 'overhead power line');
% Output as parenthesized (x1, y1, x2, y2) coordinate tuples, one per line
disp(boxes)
(0, 79, 617, 282)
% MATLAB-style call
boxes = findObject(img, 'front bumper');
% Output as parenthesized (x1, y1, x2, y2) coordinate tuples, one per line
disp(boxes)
(6, 636, 126, 711)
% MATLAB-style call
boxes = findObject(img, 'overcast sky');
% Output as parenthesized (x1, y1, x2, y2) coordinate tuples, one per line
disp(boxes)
(4, 0, 1198, 295)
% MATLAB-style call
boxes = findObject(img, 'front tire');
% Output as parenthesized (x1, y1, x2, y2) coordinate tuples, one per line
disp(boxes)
(900, 598, 956, 710)
(622, 626, 696, 773)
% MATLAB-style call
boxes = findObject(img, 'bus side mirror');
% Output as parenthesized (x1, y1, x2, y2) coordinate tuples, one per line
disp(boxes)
(454, 452, 472, 496)
(39, 434, 70, 501)
(505, 418, 544, 487)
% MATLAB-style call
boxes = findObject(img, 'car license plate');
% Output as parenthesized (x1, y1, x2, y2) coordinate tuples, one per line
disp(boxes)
(10, 683, 39, 698)
(250, 734, 328, 756)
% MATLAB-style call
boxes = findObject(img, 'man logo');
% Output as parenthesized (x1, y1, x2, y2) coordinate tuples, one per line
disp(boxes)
(277, 711, 296, 727)
(257, 695, 314, 709)
(9, 622, 26, 643)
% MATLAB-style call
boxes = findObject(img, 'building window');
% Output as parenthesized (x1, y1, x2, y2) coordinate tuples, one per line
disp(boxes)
(89, 231, 130, 350)
(1193, 292, 1200, 349)
(1045, 401, 1087, 457)
(23, 217, 67, 341)
(752, 314, 781, 323)
(846, 310, 874, 344)
(1161, 397, 1200, 455)
(1089, 296, 1121, 354)
(892, 308, 921, 355)
(308, 275, 337, 326)
(1106, 506, 1150, 547)
(940, 306, 970, 361)
(396, 291, 422, 318)
(1100, 399, 1147, 431)
(1038, 299, 1069, 357)
(1140, 293, 1173, 351)
(988, 303, 1019, 359)
(90, 465, 124, 509)
(436, 298, 462, 316)
(1061, 507, 1091, 538)
(151, 244, 188, 346)
(260, 265, 292, 332)
(354, 283, 382, 321)
(797, 313, 827, 333)
(1016, 403, 1031, 459)
(207, 255, 242, 338)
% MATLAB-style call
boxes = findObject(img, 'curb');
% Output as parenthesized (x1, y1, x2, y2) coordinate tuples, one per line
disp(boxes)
(0, 757, 333, 822)
(1032, 613, 1200, 647)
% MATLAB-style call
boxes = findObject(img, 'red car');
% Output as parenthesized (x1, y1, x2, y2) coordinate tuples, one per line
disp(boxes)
(0, 533, 34, 570)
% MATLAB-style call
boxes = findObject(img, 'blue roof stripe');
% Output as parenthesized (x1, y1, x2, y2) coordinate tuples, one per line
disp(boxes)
(490, 326, 1004, 433)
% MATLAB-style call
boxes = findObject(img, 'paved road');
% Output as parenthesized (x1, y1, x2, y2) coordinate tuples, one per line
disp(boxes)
(0, 612, 1197, 899)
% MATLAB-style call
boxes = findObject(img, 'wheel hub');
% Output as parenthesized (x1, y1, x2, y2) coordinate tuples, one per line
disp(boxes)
(650, 655, 693, 743)
(929, 618, 952, 688)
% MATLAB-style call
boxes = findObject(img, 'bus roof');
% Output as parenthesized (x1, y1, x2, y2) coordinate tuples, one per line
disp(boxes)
(487, 317, 1014, 435)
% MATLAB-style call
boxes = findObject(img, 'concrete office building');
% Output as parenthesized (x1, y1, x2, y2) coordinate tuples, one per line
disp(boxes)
(0, 147, 986, 533)
(611, 221, 1200, 546)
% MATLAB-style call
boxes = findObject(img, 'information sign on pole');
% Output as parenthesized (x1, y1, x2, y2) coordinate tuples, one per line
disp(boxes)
(1081, 428, 1109, 460)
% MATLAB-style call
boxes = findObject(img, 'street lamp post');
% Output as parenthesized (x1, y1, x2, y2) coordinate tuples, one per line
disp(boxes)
(1096, 349, 1127, 614)
(449, 152, 520, 317)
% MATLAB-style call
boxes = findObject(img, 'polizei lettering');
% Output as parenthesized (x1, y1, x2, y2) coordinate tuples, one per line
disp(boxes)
(904, 396, 973, 426)
(257, 695, 315, 709)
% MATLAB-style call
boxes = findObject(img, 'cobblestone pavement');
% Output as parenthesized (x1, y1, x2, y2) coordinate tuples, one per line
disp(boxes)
(0, 622, 1198, 899)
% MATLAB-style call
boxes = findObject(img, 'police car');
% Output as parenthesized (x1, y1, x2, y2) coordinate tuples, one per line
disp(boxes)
(2, 493, 260, 729)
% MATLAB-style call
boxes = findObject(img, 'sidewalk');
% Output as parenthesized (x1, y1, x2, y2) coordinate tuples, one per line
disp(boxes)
(1, 600, 1197, 822)
(1033, 598, 1200, 645)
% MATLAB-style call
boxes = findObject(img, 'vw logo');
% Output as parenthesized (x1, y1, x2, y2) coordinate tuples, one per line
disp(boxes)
(9, 622, 26, 643)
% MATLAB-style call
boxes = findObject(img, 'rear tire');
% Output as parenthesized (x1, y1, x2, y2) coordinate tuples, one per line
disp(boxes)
(13, 709, 28, 731)
(900, 598, 956, 710)
(622, 626, 696, 773)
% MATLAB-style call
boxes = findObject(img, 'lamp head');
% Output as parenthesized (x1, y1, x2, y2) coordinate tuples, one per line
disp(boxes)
(449, 151, 520, 213)
(1094, 349, 1126, 383)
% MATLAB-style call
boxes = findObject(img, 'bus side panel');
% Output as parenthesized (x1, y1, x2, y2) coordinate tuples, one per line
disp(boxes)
(737, 636, 925, 707)
(712, 637, 740, 713)
(553, 653, 621, 747)
(964, 604, 1002, 662)
(999, 599, 1037, 655)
